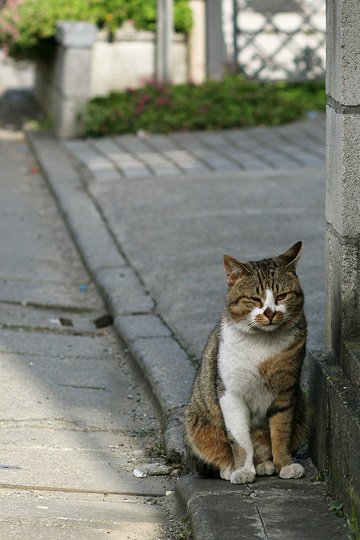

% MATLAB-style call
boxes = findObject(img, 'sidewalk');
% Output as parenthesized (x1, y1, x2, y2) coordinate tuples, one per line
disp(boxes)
(0, 133, 176, 538)
(27, 117, 351, 539)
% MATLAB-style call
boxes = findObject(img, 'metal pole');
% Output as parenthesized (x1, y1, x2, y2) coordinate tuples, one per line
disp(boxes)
(232, 0, 239, 73)
(156, 0, 174, 82)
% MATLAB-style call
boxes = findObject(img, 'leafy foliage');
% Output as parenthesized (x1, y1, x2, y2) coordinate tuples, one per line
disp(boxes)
(79, 76, 326, 137)
(0, 0, 193, 59)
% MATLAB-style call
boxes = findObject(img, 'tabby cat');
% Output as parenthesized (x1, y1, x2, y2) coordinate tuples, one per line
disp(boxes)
(184, 242, 307, 484)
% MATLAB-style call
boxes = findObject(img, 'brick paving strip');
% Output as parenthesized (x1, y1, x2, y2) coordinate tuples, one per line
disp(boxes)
(63, 115, 326, 181)
(27, 117, 351, 539)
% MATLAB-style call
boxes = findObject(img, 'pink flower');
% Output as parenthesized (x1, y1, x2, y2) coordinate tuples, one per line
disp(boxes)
(156, 96, 171, 107)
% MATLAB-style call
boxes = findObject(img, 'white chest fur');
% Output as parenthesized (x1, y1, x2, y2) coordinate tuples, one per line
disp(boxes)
(218, 320, 295, 426)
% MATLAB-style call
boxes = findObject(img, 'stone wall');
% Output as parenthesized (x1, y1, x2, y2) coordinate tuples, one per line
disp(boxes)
(35, 21, 188, 138)
(91, 22, 188, 96)
(309, 0, 360, 531)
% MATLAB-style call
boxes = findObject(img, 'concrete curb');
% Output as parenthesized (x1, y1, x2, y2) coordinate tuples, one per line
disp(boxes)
(26, 130, 195, 464)
(175, 475, 349, 540)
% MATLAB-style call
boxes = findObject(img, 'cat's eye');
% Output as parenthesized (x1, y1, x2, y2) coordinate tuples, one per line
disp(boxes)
(243, 296, 262, 305)
(276, 293, 288, 302)
(239, 296, 262, 305)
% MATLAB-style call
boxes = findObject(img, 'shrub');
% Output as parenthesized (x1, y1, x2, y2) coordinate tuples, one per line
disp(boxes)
(0, 0, 193, 59)
(79, 76, 326, 137)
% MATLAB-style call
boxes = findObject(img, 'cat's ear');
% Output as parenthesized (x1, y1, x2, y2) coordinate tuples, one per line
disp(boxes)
(276, 241, 303, 269)
(224, 255, 251, 285)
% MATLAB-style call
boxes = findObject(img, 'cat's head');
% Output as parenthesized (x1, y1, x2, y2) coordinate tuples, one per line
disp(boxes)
(223, 242, 304, 333)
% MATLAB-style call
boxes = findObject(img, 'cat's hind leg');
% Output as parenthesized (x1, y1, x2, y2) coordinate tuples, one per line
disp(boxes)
(187, 422, 233, 476)
(252, 427, 275, 477)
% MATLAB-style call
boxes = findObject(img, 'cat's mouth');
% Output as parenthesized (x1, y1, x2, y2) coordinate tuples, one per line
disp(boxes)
(254, 313, 285, 331)
(258, 322, 280, 332)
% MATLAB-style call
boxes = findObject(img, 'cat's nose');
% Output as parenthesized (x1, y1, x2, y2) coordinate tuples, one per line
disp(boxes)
(264, 308, 275, 322)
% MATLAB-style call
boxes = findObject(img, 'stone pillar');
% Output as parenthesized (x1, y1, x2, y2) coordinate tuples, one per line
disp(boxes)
(325, 0, 360, 357)
(54, 22, 97, 138)
(188, 0, 206, 83)
(54, 22, 96, 138)
(205, 0, 225, 79)
(310, 0, 360, 528)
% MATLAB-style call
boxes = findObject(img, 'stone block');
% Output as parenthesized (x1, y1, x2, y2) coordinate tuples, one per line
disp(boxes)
(324, 228, 360, 353)
(329, 388, 360, 523)
(28, 131, 79, 184)
(130, 337, 195, 414)
(176, 474, 348, 540)
(325, 106, 360, 237)
(115, 314, 171, 342)
(55, 47, 92, 98)
(54, 96, 86, 138)
(326, 0, 360, 105)
(94, 267, 154, 315)
(56, 22, 97, 48)
(309, 351, 360, 531)
(67, 218, 127, 271)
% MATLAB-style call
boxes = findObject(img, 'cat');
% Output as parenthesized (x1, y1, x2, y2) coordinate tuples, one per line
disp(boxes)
(184, 241, 307, 484)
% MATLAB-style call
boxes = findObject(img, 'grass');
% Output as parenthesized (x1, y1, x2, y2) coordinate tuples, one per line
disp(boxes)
(79, 75, 325, 137)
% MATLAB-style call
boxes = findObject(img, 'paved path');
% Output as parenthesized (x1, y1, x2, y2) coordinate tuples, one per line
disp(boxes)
(0, 133, 176, 538)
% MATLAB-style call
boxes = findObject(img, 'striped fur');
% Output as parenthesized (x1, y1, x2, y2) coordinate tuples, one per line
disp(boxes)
(184, 242, 307, 483)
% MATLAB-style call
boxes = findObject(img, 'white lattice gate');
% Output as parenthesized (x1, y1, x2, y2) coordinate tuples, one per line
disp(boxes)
(232, 0, 325, 80)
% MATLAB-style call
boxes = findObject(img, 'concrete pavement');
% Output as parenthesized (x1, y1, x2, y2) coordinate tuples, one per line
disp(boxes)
(0, 133, 178, 538)
(27, 116, 352, 539)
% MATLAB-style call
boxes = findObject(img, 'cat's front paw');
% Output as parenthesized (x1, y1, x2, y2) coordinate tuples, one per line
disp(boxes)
(230, 466, 255, 484)
(279, 463, 305, 479)
(220, 468, 232, 481)
(256, 460, 275, 476)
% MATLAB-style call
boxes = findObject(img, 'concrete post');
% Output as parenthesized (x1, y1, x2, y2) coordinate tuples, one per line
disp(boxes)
(188, 0, 206, 83)
(205, 0, 225, 79)
(325, 0, 360, 356)
(310, 0, 360, 528)
(54, 22, 97, 138)
(156, 0, 174, 82)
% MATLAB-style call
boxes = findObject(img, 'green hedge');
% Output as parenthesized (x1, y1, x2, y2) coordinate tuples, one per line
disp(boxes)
(0, 0, 193, 59)
(79, 77, 326, 137)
